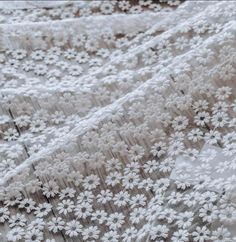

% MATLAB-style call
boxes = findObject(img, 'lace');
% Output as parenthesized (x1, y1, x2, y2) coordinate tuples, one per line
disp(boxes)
(0, 1, 236, 242)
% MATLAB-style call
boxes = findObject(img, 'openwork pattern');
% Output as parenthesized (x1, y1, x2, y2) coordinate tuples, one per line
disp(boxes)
(0, 1, 236, 241)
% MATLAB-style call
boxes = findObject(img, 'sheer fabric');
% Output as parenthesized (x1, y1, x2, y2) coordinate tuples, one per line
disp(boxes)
(0, 1, 236, 241)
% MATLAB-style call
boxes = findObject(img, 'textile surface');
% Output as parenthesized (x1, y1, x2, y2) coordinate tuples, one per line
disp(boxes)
(0, 1, 236, 241)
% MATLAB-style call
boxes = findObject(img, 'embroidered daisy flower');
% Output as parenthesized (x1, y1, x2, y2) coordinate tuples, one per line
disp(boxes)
(122, 227, 137, 242)
(211, 112, 228, 128)
(34, 64, 48, 76)
(149, 224, 169, 240)
(183, 148, 199, 161)
(151, 142, 167, 157)
(3, 128, 19, 141)
(167, 192, 183, 205)
(12, 49, 27, 60)
(212, 101, 229, 114)
(59, 187, 76, 200)
(42, 180, 59, 198)
(159, 157, 174, 173)
(24, 229, 43, 242)
(102, 230, 119, 242)
(48, 217, 65, 233)
(27, 218, 45, 231)
(211, 227, 231, 242)
(172, 116, 188, 131)
(193, 100, 209, 112)
(82, 226, 100, 240)
(91, 210, 107, 224)
(106, 212, 125, 230)
(106, 172, 122, 186)
(192, 226, 210, 242)
(68, 65, 83, 76)
(182, 192, 199, 207)
(215, 86, 232, 100)
(74, 202, 93, 219)
(113, 191, 130, 207)
(31, 50, 45, 60)
(0, 159, 16, 174)
(122, 172, 139, 189)
(194, 111, 210, 126)
(83, 174, 100, 190)
(76, 51, 89, 63)
(176, 211, 194, 229)
(0, 207, 10, 223)
(18, 198, 35, 213)
(171, 229, 189, 242)
(222, 143, 236, 156)
(105, 158, 122, 171)
(153, 178, 170, 193)
(199, 203, 219, 223)
(129, 144, 145, 161)
(188, 128, 203, 142)
(96, 189, 112, 204)
(205, 130, 221, 144)
(219, 206, 236, 224)
(34, 203, 52, 218)
(168, 141, 184, 156)
(100, 2, 114, 14)
(9, 213, 26, 228)
(130, 194, 147, 208)
(57, 199, 74, 215)
(7, 227, 25, 242)
(65, 220, 82, 238)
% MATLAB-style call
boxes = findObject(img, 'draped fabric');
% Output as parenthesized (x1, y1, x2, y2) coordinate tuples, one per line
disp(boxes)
(0, 1, 236, 241)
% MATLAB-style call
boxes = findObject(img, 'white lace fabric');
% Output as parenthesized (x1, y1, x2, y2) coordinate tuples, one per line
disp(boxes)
(0, 1, 236, 242)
